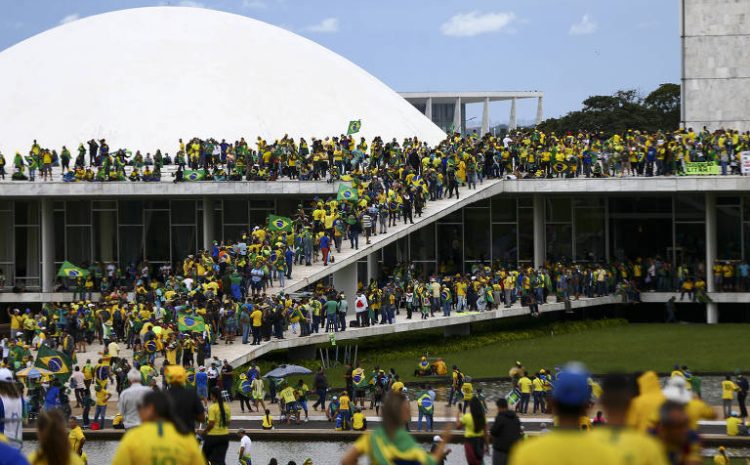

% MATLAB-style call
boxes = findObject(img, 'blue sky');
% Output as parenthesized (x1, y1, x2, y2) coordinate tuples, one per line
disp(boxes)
(0, 0, 679, 125)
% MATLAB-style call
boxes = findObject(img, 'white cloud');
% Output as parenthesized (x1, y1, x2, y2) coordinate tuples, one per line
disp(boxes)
(569, 14, 598, 35)
(304, 17, 339, 33)
(59, 13, 80, 25)
(440, 11, 517, 37)
(242, 0, 267, 8)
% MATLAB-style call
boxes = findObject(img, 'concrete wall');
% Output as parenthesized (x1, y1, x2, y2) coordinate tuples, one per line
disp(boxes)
(682, 0, 750, 130)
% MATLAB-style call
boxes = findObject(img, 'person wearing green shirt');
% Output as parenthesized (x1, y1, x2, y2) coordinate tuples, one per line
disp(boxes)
(324, 299, 339, 333)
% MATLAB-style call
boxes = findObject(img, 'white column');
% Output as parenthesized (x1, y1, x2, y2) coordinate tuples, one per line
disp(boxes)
(481, 97, 490, 136)
(453, 97, 462, 133)
(41, 198, 55, 293)
(367, 252, 379, 285)
(333, 262, 358, 312)
(535, 96, 544, 125)
(202, 197, 215, 250)
(425, 97, 433, 121)
(705, 193, 718, 323)
(509, 97, 518, 131)
(533, 195, 545, 268)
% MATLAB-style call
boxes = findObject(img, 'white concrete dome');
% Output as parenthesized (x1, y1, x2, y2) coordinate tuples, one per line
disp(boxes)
(0, 7, 445, 154)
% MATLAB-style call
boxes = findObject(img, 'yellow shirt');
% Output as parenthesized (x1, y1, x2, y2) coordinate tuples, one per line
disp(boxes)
(722, 380, 738, 400)
(339, 394, 351, 411)
(95, 389, 109, 406)
(68, 426, 86, 453)
(686, 398, 715, 430)
(726, 416, 744, 436)
(460, 412, 484, 438)
(207, 402, 231, 436)
(508, 430, 623, 465)
(590, 427, 669, 465)
(518, 377, 532, 394)
(28, 451, 85, 465)
(352, 412, 366, 430)
(461, 382, 473, 401)
(250, 310, 263, 327)
(391, 381, 405, 392)
(714, 453, 729, 465)
(111, 421, 204, 465)
(354, 430, 435, 465)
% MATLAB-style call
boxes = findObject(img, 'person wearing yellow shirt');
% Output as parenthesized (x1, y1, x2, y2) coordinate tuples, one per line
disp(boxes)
(68, 417, 86, 456)
(713, 446, 730, 465)
(460, 378, 474, 413)
(352, 408, 367, 431)
(591, 374, 669, 465)
(627, 371, 665, 433)
(111, 391, 204, 465)
(726, 413, 746, 436)
(390, 376, 405, 393)
(722, 375, 739, 418)
(532, 375, 546, 414)
(201, 387, 232, 465)
(6, 308, 22, 339)
(338, 391, 352, 430)
(509, 366, 622, 465)
(517, 373, 532, 414)
(28, 410, 85, 465)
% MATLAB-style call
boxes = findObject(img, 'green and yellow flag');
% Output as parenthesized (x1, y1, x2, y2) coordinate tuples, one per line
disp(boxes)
(184, 169, 205, 182)
(337, 184, 358, 202)
(35, 345, 72, 382)
(178, 314, 206, 333)
(267, 214, 293, 233)
(57, 261, 89, 279)
(347, 120, 362, 135)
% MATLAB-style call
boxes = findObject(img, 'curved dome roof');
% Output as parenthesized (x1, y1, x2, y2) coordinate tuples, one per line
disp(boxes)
(0, 7, 444, 154)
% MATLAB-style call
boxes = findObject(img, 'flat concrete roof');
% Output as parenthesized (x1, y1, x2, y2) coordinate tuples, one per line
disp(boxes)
(399, 91, 543, 104)
(1, 176, 748, 198)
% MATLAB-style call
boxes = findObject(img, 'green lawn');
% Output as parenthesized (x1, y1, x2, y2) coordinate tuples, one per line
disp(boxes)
(251, 323, 750, 388)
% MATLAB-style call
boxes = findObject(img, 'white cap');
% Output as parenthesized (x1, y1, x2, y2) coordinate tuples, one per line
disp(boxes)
(0, 368, 14, 383)
(432, 435, 442, 443)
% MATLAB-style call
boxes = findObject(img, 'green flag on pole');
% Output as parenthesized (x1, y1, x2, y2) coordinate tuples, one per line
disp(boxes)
(57, 261, 89, 279)
(347, 120, 362, 135)
(183, 169, 205, 182)
(267, 215, 293, 233)
(35, 345, 72, 382)
(337, 184, 359, 202)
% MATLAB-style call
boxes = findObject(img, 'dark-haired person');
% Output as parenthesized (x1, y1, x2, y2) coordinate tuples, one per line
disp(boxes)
(341, 393, 450, 465)
(489, 398, 521, 465)
(27, 410, 84, 465)
(111, 391, 204, 465)
(201, 387, 231, 465)
(456, 397, 489, 465)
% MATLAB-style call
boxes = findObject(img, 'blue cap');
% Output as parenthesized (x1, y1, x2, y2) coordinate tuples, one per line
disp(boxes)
(552, 366, 591, 407)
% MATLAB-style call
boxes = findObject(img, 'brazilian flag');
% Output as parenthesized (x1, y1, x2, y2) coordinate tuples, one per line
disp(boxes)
(186, 368, 196, 388)
(184, 169, 205, 182)
(267, 214, 293, 233)
(57, 261, 89, 279)
(236, 374, 252, 396)
(35, 346, 72, 382)
(178, 314, 206, 333)
(337, 184, 358, 202)
(552, 161, 571, 174)
(347, 119, 362, 135)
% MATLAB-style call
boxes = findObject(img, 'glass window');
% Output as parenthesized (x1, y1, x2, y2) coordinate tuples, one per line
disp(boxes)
(491, 197, 516, 222)
(717, 205, 741, 260)
(0, 211, 13, 262)
(250, 209, 272, 228)
(171, 200, 197, 224)
(250, 199, 275, 209)
(437, 224, 462, 273)
(119, 201, 143, 224)
(410, 223, 435, 261)
(717, 196, 740, 206)
(675, 223, 705, 265)
(144, 200, 169, 210)
(224, 200, 248, 224)
(15, 226, 40, 279)
(66, 200, 91, 225)
(573, 197, 604, 208)
(145, 211, 170, 261)
(675, 195, 705, 221)
(545, 198, 571, 222)
(439, 210, 462, 223)
(464, 208, 490, 261)
(468, 198, 490, 208)
(518, 197, 533, 208)
(119, 226, 143, 266)
(66, 226, 92, 265)
(546, 224, 572, 262)
(14, 201, 39, 225)
(412, 262, 436, 279)
(517, 207, 533, 262)
(382, 237, 409, 267)
(492, 223, 517, 264)
(54, 211, 65, 262)
(610, 197, 671, 215)
(171, 226, 196, 263)
(223, 225, 246, 243)
(92, 200, 116, 210)
(93, 210, 117, 263)
(574, 208, 605, 262)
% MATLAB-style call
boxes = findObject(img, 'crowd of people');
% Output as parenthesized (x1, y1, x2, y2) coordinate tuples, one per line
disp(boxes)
(1, 127, 749, 183)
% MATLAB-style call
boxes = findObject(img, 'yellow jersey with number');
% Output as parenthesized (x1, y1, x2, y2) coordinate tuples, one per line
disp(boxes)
(111, 421, 204, 465)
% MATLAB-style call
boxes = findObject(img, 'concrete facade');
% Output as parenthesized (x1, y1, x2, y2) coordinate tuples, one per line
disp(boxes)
(681, 0, 750, 130)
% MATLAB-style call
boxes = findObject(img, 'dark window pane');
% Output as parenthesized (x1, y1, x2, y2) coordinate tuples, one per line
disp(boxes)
(573, 197, 604, 208)
(464, 208, 490, 261)
(675, 195, 705, 221)
(92, 200, 116, 210)
(382, 237, 409, 267)
(93, 210, 117, 263)
(717, 205, 741, 260)
(54, 211, 65, 262)
(223, 225, 246, 244)
(413, 262, 436, 279)
(119, 226, 143, 266)
(437, 224, 462, 274)
(0, 211, 14, 262)
(518, 208, 533, 262)
(119, 201, 143, 224)
(610, 197, 671, 214)
(145, 200, 169, 210)
(250, 209, 272, 228)
(410, 223, 435, 261)
(171, 226, 196, 264)
(145, 211, 170, 261)
(15, 226, 40, 278)
(545, 198, 571, 222)
(250, 199, 275, 209)
(439, 209, 463, 223)
(575, 208, 605, 262)
(492, 223, 517, 264)
(223, 200, 248, 224)
(491, 197, 516, 222)
(66, 200, 91, 225)
(171, 200, 197, 224)
(14, 201, 39, 225)
(546, 223, 572, 262)
(66, 226, 92, 265)
(675, 223, 705, 265)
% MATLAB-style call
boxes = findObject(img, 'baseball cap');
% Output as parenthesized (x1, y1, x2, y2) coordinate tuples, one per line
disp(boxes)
(552, 363, 591, 407)
(432, 435, 442, 443)
(0, 368, 14, 383)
